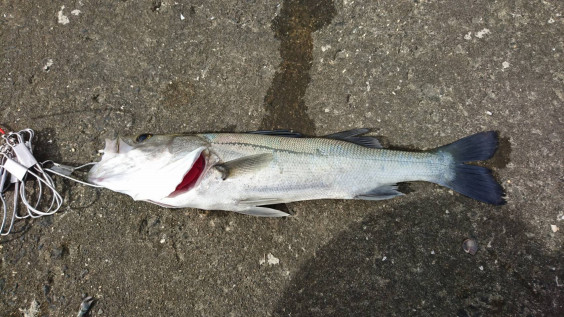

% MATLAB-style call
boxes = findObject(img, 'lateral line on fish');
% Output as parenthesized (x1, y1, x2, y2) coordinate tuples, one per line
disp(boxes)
(209, 141, 304, 155)
(211, 141, 452, 167)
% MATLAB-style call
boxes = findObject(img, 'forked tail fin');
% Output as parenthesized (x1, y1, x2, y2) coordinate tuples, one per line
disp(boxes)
(435, 131, 506, 205)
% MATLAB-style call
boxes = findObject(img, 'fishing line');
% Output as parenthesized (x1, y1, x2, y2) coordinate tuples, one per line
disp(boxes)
(0, 128, 100, 235)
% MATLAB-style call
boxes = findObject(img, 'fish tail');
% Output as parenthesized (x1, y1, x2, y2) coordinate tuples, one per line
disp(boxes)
(434, 131, 506, 205)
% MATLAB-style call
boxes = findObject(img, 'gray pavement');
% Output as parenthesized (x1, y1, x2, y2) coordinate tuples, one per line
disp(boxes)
(1, 0, 562, 316)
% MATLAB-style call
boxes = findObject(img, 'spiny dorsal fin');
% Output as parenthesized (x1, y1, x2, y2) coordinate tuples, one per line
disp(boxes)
(325, 129, 383, 149)
(214, 153, 273, 180)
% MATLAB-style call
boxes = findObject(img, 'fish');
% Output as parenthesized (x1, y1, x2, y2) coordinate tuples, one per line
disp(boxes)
(87, 129, 505, 217)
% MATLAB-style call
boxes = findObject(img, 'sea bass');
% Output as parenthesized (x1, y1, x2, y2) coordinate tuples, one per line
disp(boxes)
(88, 129, 505, 217)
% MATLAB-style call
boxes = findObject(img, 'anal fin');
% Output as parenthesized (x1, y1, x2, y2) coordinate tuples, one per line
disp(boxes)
(354, 184, 405, 201)
(234, 206, 290, 217)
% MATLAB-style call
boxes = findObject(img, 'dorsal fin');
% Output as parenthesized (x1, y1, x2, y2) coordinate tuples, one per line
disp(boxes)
(325, 128, 370, 138)
(325, 129, 383, 148)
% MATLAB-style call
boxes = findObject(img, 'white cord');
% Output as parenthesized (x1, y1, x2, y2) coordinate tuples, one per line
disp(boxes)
(0, 128, 100, 235)
(42, 162, 104, 188)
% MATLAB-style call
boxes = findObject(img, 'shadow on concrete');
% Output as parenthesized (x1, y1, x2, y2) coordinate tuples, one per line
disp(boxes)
(273, 199, 563, 316)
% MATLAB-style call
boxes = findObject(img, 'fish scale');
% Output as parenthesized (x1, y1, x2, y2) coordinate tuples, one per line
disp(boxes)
(186, 134, 447, 204)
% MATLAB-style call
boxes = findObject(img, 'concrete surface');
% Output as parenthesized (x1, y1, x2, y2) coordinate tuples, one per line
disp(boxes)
(1, 0, 563, 316)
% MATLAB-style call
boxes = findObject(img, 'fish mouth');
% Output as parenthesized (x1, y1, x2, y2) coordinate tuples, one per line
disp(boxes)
(89, 140, 207, 201)
(87, 138, 132, 184)
(167, 152, 206, 198)
(103, 137, 133, 155)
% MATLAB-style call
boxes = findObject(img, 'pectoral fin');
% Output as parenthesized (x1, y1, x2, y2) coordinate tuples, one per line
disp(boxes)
(214, 153, 273, 180)
(234, 206, 290, 217)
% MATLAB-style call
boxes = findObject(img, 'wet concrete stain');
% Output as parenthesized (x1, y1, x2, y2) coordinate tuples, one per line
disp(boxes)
(260, 0, 336, 135)
(490, 135, 512, 169)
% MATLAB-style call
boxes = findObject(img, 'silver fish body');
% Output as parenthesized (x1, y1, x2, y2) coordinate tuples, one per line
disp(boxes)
(88, 130, 505, 216)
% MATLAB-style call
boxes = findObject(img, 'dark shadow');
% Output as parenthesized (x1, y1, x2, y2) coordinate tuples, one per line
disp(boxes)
(0, 218, 31, 245)
(273, 199, 563, 316)
(33, 128, 62, 163)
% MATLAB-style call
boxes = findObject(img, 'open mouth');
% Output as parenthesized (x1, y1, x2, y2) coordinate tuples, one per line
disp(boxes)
(167, 152, 206, 198)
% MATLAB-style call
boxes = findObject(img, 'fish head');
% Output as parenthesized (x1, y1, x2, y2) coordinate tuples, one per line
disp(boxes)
(88, 133, 209, 201)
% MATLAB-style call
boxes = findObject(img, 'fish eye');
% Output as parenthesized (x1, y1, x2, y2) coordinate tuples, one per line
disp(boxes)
(136, 133, 153, 143)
